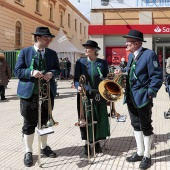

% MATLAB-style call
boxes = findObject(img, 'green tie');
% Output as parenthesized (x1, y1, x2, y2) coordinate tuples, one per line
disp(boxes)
(38, 50, 44, 71)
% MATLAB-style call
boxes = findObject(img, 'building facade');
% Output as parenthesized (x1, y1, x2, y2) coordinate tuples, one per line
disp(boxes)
(89, 0, 170, 76)
(0, 0, 89, 50)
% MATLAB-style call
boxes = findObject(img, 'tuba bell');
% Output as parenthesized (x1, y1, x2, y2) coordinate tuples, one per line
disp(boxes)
(98, 72, 126, 102)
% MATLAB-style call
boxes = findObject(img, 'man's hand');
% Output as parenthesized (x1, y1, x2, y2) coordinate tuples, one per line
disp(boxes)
(31, 70, 44, 79)
(43, 72, 53, 82)
(78, 86, 83, 92)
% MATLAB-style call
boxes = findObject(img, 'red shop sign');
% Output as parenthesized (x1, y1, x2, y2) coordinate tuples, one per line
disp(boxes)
(88, 25, 170, 35)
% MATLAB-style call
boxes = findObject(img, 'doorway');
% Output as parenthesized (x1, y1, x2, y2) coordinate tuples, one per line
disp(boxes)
(155, 45, 170, 77)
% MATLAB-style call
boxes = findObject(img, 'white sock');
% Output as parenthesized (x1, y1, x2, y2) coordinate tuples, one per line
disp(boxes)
(144, 134, 153, 158)
(24, 133, 34, 153)
(41, 135, 47, 149)
(134, 131, 144, 156)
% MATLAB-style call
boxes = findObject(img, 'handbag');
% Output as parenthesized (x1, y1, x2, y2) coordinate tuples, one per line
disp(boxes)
(90, 89, 106, 104)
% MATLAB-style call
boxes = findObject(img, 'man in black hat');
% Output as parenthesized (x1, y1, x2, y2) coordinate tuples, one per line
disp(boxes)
(14, 26, 60, 167)
(122, 29, 163, 169)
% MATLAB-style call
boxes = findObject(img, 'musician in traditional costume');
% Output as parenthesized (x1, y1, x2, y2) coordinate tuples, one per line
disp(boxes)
(122, 30, 163, 170)
(14, 27, 60, 167)
(74, 40, 110, 155)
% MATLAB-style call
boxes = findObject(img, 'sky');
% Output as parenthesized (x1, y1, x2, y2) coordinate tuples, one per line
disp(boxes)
(68, 0, 91, 20)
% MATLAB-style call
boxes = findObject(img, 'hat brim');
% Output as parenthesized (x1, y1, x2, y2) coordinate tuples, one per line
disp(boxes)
(32, 33, 55, 38)
(122, 35, 146, 42)
(82, 44, 101, 50)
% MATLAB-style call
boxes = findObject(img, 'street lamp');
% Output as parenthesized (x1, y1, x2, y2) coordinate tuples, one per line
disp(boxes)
(101, 0, 109, 6)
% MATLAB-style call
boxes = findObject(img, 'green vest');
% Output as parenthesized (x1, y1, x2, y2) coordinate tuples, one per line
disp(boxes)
(32, 50, 46, 94)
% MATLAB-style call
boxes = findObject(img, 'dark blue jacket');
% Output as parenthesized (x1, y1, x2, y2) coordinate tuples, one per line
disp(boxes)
(14, 46, 60, 99)
(124, 48, 163, 108)
(74, 57, 108, 91)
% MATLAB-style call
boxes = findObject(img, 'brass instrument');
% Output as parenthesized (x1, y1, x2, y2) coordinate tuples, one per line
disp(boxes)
(74, 75, 96, 163)
(75, 75, 87, 127)
(98, 72, 127, 149)
(98, 72, 127, 102)
(37, 78, 59, 166)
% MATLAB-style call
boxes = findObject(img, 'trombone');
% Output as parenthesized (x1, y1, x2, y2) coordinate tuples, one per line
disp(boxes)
(74, 75, 96, 163)
(37, 78, 59, 167)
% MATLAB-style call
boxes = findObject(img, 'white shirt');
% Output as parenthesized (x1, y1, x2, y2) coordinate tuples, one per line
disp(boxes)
(133, 46, 142, 60)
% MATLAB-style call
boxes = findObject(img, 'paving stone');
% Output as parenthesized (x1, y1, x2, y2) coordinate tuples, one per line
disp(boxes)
(0, 79, 169, 170)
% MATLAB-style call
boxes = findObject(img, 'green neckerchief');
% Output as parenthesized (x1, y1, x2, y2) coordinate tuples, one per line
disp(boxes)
(128, 60, 137, 107)
(29, 55, 36, 70)
(91, 61, 95, 87)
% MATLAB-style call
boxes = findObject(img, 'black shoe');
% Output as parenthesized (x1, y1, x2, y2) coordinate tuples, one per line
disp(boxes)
(24, 152, 33, 167)
(95, 142, 102, 153)
(84, 144, 92, 156)
(139, 156, 151, 170)
(1, 97, 6, 100)
(126, 152, 143, 162)
(41, 146, 57, 158)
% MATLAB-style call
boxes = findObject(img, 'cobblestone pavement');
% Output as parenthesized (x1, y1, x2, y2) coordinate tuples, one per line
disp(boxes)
(0, 79, 170, 170)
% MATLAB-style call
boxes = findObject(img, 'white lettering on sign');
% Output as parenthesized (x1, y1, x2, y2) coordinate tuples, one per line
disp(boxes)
(136, 0, 170, 7)
(162, 27, 170, 32)
(154, 26, 170, 33)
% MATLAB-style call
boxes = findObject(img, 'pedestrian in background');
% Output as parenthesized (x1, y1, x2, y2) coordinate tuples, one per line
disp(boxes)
(59, 58, 65, 80)
(14, 26, 60, 167)
(0, 52, 11, 100)
(119, 57, 127, 70)
(66, 57, 71, 79)
(122, 30, 163, 170)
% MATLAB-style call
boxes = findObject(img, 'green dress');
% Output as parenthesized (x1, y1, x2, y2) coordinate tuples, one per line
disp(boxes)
(75, 58, 110, 142)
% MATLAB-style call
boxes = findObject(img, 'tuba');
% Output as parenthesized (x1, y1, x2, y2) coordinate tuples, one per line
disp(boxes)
(98, 72, 127, 102)
(98, 72, 127, 150)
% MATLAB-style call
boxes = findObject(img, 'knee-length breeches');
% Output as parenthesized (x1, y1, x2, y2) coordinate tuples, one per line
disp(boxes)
(20, 94, 54, 135)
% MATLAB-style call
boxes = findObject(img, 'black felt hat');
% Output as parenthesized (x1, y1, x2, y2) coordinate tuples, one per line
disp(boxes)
(122, 29, 146, 42)
(82, 40, 101, 50)
(32, 26, 55, 37)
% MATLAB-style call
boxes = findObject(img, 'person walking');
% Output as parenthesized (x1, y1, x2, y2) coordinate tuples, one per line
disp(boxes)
(122, 30, 163, 170)
(59, 58, 65, 80)
(14, 26, 60, 167)
(74, 40, 110, 156)
(66, 57, 71, 79)
(0, 52, 11, 100)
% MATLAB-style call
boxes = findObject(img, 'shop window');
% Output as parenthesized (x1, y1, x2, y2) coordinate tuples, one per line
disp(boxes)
(15, 21, 22, 47)
(106, 47, 128, 66)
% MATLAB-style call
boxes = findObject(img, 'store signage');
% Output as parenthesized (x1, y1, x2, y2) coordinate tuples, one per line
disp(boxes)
(91, 0, 170, 9)
(88, 25, 170, 35)
(137, 0, 170, 7)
